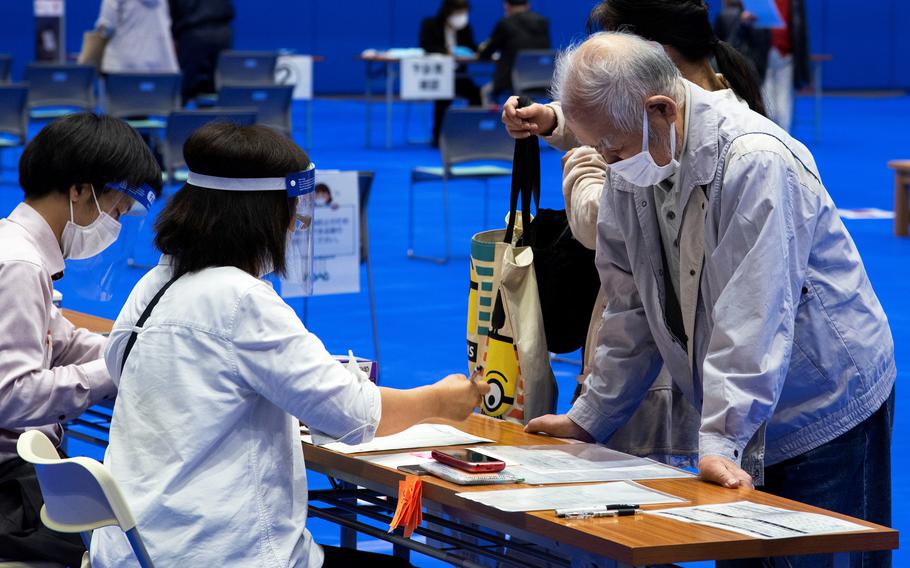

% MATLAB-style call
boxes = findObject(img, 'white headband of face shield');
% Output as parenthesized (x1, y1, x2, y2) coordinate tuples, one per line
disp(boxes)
(185, 163, 317, 194)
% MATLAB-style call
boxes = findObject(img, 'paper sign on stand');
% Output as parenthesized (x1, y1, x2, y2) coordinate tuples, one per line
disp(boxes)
(276, 55, 313, 100)
(281, 170, 360, 298)
(400, 56, 455, 100)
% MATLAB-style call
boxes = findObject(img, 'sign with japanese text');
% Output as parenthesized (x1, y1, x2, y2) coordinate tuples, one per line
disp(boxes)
(400, 55, 455, 100)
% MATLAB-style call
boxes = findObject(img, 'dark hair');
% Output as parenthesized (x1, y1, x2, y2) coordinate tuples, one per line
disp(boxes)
(154, 123, 310, 278)
(588, 0, 766, 115)
(19, 113, 162, 200)
(437, 0, 469, 21)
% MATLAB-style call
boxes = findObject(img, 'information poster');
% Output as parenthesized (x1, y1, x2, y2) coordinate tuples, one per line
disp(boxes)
(281, 170, 360, 298)
(400, 55, 455, 100)
(275, 55, 313, 100)
(34, 0, 65, 62)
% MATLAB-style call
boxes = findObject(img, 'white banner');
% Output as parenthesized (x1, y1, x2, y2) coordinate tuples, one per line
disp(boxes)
(400, 55, 455, 100)
(275, 55, 313, 100)
(35, 0, 64, 16)
(281, 170, 360, 297)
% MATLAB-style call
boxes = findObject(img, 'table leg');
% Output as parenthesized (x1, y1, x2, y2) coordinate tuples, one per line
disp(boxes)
(365, 63, 372, 148)
(392, 541, 411, 563)
(569, 551, 635, 568)
(386, 61, 394, 149)
(814, 61, 823, 143)
(339, 480, 358, 549)
(895, 177, 909, 237)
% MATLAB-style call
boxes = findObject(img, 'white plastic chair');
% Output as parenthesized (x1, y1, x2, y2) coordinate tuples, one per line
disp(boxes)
(16, 431, 155, 568)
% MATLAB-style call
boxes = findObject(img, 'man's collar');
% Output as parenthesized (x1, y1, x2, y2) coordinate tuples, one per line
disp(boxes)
(8, 202, 66, 277)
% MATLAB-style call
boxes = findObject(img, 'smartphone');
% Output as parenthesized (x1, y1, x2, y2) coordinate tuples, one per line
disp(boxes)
(397, 464, 430, 476)
(431, 449, 506, 473)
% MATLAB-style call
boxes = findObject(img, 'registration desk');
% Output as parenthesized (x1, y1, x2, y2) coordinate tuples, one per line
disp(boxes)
(61, 311, 898, 567)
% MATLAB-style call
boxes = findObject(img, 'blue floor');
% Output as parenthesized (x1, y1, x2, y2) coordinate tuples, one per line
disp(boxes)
(3, 92, 908, 566)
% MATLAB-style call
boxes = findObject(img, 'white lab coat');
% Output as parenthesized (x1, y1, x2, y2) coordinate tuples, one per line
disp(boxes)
(96, 0, 179, 74)
(90, 258, 381, 567)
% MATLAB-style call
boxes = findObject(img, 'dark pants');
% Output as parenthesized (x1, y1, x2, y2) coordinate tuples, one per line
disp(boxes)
(175, 25, 233, 103)
(432, 75, 482, 146)
(0, 457, 85, 566)
(322, 544, 415, 567)
(717, 389, 895, 568)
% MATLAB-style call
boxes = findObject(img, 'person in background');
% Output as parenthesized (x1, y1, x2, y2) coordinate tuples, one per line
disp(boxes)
(527, 32, 894, 568)
(90, 123, 489, 567)
(500, 0, 766, 468)
(0, 114, 161, 565)
(715, 0, 809, 132)
(93, 0, 179, 74)
(420, 0, 483, 147)
(477, 0, 550, 104)
(169, 0, 235, 103)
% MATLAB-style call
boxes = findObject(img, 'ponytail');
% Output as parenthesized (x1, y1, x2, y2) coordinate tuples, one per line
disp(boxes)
(712, 40, 766, 116)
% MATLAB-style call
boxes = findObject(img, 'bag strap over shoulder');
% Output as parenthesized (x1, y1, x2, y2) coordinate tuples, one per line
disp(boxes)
(120, 275, 181, 375)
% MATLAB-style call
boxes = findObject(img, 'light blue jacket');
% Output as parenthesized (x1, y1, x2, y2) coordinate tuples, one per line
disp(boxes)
(568, 82, 895, 477)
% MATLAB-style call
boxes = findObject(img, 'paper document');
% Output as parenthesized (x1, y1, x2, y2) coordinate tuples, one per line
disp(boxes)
(647, 501, 873, 540)
(359, 451, 437, 470)
(457, 481, 685, 512)
(301, 424, 493, 454)
(470, 445, 693, 485)
(741, 0, 785, 28)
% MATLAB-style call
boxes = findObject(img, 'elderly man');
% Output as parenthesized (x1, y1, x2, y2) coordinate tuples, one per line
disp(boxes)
(525, 32, 894, 567)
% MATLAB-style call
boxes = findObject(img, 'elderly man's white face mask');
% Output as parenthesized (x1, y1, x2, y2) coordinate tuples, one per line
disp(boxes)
(608, 107, 679, 187)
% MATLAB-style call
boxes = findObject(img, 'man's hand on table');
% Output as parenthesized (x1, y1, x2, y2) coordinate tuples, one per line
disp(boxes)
(524, 414, 595, 442)
(698, 455, 754, 489)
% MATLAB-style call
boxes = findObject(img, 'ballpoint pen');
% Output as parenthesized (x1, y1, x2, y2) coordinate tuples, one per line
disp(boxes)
(557, 509, 642, 519)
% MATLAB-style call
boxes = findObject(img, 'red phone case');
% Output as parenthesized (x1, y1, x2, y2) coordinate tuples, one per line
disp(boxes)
(431, 450, 506, 473)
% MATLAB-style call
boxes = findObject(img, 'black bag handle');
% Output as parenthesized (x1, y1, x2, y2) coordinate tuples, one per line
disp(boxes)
(120, 275, 181, 374)
(504, 96, 541, 247)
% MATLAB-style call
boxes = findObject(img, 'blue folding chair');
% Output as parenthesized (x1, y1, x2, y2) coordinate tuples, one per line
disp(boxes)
(217, 85, 292, 135)
(25, 63, 96, 119)
(0, 55, 11, 84)
(511, 50, 556, 102)
(215, 51, 278, 89)
(0, 84, 28, 162)
(103, 73, 182, 130)
(162, 108, 258, 185)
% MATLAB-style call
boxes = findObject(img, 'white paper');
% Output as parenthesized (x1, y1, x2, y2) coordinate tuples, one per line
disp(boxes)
(359, 451, 436, 469)
(457, 481, 685, 513)
(275, 55, 313, 100)
(647, 501, 873, 540)
(302, 423, 493, 454)
(400, 55, 455, 100)
(475, 445, 693, 485)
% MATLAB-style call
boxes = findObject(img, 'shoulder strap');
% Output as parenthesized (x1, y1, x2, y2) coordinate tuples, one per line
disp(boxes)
(120, 275, 181, 375)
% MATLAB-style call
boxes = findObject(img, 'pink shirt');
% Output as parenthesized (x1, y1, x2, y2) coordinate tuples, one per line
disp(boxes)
(0, 203, 113, 461)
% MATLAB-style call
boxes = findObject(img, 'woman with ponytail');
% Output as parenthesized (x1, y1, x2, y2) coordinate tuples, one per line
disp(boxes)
(500, 0, 768, 469)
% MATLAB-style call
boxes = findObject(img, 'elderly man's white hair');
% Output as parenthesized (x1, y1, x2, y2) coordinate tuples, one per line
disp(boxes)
(552, 31, 684, 136)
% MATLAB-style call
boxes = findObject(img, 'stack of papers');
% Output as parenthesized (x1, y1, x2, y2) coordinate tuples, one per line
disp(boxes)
(302, 423, 493, 454)
(457, 480, 685, 512)
(471, 445, 693, 485)
(647, 501, 873, 539)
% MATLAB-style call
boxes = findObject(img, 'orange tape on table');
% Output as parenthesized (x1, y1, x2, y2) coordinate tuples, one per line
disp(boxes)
(388, 475, 423, 538)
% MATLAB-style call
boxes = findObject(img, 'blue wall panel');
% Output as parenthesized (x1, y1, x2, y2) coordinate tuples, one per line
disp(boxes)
(0, 0, 906, 93)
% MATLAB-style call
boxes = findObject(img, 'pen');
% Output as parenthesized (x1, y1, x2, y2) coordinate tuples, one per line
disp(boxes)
(555, 504, 641, 518)
(557, 509, 642, 519)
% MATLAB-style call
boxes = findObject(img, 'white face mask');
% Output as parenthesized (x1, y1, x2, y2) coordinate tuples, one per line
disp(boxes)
(61, 186, 122, 260)
(608, 107, 679, 187)
(448, 12, 469, 30)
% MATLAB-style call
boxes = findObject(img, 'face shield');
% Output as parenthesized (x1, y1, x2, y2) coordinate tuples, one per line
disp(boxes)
(60, 180, 159, 305)
(184, 163, 316, 294)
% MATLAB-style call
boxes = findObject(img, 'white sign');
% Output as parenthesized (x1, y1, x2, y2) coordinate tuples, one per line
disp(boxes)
(400, 55, 454, 100)
(281, 171, 360, 298)
(34, 0, 64, 16)
(275, 55, 313, 100)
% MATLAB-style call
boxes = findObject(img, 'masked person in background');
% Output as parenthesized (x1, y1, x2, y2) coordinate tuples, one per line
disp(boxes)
(0, 113, 161, 565)
(90, 123, 489, 567)
(420, 0, 482, 147)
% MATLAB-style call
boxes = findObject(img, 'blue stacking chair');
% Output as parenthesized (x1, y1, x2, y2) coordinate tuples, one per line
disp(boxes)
(217, 85, 292, 135)
(25, 63, 96, 119)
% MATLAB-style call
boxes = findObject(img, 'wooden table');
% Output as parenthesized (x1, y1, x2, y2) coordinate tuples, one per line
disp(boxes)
(304, 414, 897, 567)
(61, 309, 114, 334)
(888, 160, 910, 236)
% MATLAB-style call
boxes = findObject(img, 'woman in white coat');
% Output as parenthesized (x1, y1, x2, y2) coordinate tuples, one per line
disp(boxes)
(90, 123, 488, 567)
(94, 0, 179, 74)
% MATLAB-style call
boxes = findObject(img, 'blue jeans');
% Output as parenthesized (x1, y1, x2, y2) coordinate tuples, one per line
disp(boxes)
(717, 388, 895, 568)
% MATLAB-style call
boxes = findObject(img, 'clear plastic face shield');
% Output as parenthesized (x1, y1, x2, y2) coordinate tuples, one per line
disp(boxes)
(61, 181, 158, 304)
(185, 163, 316, 295)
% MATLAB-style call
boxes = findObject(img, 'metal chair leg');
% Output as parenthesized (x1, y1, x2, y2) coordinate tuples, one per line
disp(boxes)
(407, 178, 415, 257)
(483, 179, 490, 229)
(407, 177, 450, 264)
(443, 175, 451, 262)
(365, 236, 381, 367)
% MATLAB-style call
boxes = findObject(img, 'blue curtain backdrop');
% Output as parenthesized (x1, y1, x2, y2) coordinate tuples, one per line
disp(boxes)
(0, 0, 906, 93)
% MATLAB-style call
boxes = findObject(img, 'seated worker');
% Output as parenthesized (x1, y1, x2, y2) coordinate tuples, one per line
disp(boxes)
(0, 113, 161, 565)
(501, 0, 767, 468)
(90, 123, 489, 567)
(420, 0, 482, 146)
(478, 0, 550, 103)
(526, 33, 894, 568)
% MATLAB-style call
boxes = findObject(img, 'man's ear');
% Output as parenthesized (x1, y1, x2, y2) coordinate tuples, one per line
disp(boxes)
(645, 95, 679, 125)
(69, 183, 92, 204)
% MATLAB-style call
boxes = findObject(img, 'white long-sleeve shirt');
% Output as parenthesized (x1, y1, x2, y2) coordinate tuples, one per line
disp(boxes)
(96, 0, 179, 73)
(90, 259, 381, 567)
